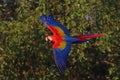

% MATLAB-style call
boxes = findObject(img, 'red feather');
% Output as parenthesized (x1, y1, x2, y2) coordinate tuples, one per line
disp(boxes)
(74, 33, 104, 41)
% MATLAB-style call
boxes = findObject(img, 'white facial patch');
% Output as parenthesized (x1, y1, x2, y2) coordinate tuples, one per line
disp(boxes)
(48, 36, 52, 41)
(45, 36, 52, 41)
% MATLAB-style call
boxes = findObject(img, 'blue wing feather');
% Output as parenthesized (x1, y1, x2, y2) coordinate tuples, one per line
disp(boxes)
(40, 14, 72, 73)
(40, 14, 70, 36)
(53, 42, 71, 73)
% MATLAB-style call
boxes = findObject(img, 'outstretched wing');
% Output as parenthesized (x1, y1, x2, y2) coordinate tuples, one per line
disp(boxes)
(53, 41, 71, 73)
(40, 14, 70, 37)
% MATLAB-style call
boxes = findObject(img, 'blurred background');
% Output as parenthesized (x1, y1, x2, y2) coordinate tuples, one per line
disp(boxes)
(0, 0, 120, 80)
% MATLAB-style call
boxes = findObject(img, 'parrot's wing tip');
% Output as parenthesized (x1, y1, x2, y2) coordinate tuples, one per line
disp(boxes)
(39, 14, 47, 22)
(39, 14, 53, 23)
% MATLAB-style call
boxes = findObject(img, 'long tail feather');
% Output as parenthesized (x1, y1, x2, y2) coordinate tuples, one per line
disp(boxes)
(73, 33, 104, 44)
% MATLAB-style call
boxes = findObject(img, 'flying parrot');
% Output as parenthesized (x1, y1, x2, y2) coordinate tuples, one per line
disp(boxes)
(40, 14, 104, 73)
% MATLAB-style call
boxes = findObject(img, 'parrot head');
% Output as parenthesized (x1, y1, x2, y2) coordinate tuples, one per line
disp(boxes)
(45, 35, 52, 41)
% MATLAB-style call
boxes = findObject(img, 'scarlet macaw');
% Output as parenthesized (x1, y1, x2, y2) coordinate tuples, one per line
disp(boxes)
(40, 14, 104, 73)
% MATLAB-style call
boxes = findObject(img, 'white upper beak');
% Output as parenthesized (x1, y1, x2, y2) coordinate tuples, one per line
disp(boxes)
(45, 37, 48, 41)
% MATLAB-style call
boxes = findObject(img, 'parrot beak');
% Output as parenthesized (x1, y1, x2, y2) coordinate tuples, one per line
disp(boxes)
(45, 36, 48, 41)
(45, 35, 52, 41)
(45, 38, 48, 41)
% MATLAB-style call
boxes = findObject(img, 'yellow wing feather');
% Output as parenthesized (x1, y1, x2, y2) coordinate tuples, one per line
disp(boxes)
(57, 41, 67, 49)
(54, 27, 66, 37)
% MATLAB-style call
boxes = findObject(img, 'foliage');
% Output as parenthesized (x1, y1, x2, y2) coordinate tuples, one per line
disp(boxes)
(0, 0, 120, 80)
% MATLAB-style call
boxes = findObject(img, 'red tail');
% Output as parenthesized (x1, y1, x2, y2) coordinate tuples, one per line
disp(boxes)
(73, 33, 104, 44)
(76, 33, 104, 40)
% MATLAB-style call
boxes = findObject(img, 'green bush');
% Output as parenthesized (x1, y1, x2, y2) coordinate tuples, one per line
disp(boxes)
(0, 0, 119, 80)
